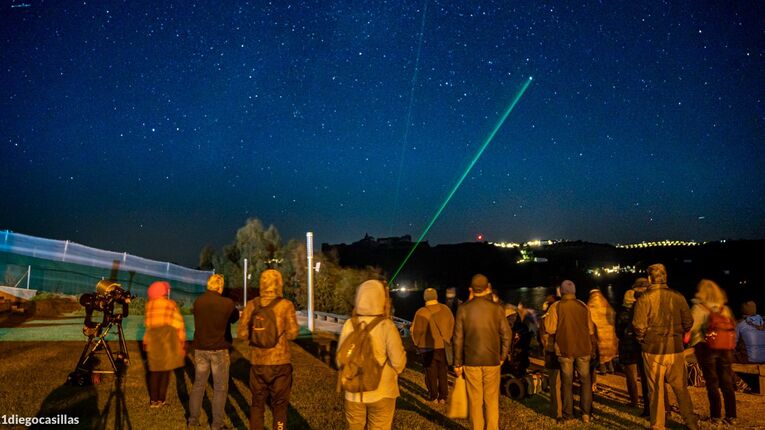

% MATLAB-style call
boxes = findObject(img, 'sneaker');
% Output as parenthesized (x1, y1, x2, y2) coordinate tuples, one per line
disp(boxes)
(582, 414, 591, 424)
(723, 417, 737, 426)
(149, 401, 161, 409)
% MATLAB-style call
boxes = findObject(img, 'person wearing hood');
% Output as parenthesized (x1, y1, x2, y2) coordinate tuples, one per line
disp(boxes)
(588, 287, 618, 374)
(237, 269, 299, 430)
(411, 288, 454, 403)
(453, 274, 511, 430)
(338, 280, 406, 430)
(690, 279, 737, 425)
(143, 280, 186, 408)
(736, 301, 765, 364)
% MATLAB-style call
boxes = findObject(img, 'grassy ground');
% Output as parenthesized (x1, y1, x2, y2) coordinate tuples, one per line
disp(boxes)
(0, 338, 763, 429)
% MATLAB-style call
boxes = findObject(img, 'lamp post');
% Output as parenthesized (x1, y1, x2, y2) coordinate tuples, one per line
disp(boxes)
(306, 232, 314, 333)
(243, 258, 248, 307)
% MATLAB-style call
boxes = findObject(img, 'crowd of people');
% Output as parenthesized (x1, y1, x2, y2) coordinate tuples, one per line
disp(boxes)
(138, 264, 765, 430)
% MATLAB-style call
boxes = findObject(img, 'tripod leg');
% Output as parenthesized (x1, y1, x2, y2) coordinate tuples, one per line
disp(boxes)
(117, 321, 130, 367)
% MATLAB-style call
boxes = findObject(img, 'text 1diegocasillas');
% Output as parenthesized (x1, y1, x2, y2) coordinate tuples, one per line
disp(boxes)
(1, 414, 80, 426)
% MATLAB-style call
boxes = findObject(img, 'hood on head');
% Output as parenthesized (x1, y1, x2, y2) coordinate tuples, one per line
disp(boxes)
(355, 280, 387, 316)
(259, 269, 283, 298)
(148, 281, 170, 300)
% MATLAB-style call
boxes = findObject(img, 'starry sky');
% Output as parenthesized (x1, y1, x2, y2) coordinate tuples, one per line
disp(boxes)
(1, 0, 763, 267)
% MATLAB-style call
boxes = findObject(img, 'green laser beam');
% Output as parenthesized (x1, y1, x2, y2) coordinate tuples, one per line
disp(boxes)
(388, 76, 533, 284)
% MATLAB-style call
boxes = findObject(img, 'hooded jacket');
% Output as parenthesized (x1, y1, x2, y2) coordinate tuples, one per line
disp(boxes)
(736, 314, 765, 363)
(236, 274, 299, 366)
(338, 280, 406, 403)
(588, 290, 618, 363)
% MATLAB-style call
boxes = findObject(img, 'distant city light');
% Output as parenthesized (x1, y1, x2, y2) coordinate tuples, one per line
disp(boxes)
(615, 240, 703, 249)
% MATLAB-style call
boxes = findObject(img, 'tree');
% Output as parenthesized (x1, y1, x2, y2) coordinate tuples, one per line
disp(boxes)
(208, 217, 384, 316)
(198, 244, 215, 270)
(212, 218, 286, 293)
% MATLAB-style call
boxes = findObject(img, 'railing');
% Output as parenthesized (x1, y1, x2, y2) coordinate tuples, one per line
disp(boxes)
(297, 310, 411, 337)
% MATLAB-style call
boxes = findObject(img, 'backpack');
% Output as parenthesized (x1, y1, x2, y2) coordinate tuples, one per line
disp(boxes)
(248, 297, 283, 348)
(703, 305, 736, 350)
(336, 316, 386, 394)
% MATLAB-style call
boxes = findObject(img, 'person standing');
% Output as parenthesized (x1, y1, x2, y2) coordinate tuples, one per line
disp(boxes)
(616, 279, 651, 415)
(540, 290, 562, 420)
(143, 281, 186, 408)
(453, 274, 512, 430)
(188, 274, 240, 430)
(338, 280, 406, 430)
(237, 269, 299, 430)
(588, 287, 618, 374)
(543, 280, 594, 424)
(689, 279, 737, 425)
(633, 264, 698, 430)
(411, 288, 455, 403)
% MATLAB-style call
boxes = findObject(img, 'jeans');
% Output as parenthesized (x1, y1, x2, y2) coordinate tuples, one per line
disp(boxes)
(188, 349, 230, 429)
(463, 365, 500, 430)
(250, 363, 293, 430)
(422, 349, 449, 401)
(344, 397, 396, 430)
(642, 352, 697, 430)
(547, 368, 562, 418)
(558, 356, 592, 417)
(696, 343, 736, 420)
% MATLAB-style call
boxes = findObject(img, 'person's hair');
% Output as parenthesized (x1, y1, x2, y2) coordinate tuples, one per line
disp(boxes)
(207, 274, 224, 291)
(647, 264, 667, 285)
(695, 279, 727, 305)
(470, 274, 490, 294)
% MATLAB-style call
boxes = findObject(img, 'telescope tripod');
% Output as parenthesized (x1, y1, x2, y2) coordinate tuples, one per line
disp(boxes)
(68, 315, 130, 386)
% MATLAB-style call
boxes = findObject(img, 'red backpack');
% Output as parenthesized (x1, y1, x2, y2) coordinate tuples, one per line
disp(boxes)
(703, 305, 736, 350)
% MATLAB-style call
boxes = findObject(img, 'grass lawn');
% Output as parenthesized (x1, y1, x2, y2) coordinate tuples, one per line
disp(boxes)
(0, 337, 762, 429)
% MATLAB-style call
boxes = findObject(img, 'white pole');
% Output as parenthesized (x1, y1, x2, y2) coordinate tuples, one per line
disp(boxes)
(307, 232, 314, 333)
(26, 265, 31, 290)
(243, 258, 248, 307)
(63, 240, 69, 261)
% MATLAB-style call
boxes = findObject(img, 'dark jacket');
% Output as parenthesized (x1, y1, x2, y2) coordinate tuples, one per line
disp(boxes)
(411, 302, 455, 350)
(193, 290, 239, 351)
(617, 305, 641, 364)
(453, 294, 512, 367)
(632, 284, 692, 355)
(544, 294, 594, 358)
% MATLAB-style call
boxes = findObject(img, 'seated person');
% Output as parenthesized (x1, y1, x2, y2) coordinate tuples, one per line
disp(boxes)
(735, 301, 765, 364)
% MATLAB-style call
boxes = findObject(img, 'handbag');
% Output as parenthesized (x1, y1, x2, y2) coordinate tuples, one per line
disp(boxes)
(447, 374, 468, 419)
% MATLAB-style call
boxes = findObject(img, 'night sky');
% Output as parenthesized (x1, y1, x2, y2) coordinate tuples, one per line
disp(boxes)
(1, 1, 763, 267)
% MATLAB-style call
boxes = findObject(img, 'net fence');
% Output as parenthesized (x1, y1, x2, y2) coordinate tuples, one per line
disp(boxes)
(0, 230, 212, 304)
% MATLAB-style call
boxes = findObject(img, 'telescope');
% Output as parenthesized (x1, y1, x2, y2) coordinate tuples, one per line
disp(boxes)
(67, 280, 134, 385)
